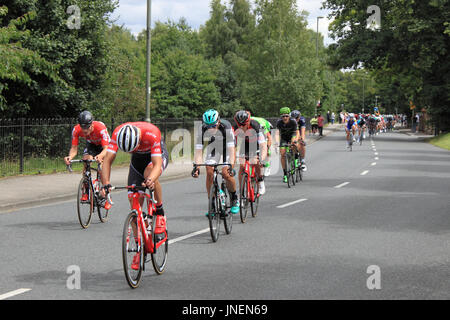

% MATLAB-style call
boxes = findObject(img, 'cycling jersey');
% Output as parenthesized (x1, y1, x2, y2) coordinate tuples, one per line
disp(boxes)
(252, 117, 272, 135)
(357, 118, 366, 126)
(276, 118, 298, 143)
(108, 122, 162, 156)
(346, 119, 356, 130)
(195, 119, 235, 163)
(233, 119, 266, 157)
(71, 121, 110, 147)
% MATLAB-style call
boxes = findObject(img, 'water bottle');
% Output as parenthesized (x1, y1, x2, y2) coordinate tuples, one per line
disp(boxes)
(219, 189, 226, 209)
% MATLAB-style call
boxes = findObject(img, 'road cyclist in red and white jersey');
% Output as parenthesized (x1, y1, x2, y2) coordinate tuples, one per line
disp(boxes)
(101, 121, 169, 270)
(64, 111, 110, 202)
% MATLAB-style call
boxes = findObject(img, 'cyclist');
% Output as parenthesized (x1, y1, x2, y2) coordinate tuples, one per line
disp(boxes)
(64, 111, 110, 203)
(276, 107, 299, 183)
(101, 122, 168, 270)
(252, 116, 273, 176)
(356, 113, 366, 143)
(192, 109, 240, 215)
(233, 110, 267, 195)
(345, 113, 357, 148)
(368, 114, 377, 136)
(289, 110, 307, 171)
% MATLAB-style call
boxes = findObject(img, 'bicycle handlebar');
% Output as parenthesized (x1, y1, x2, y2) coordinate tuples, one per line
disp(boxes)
(66, 159, 101, 173)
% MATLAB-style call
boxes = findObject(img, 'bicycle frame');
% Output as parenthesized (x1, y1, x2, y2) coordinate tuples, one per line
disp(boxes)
(242, 158, 256, 202)
(127, 188, 167, 255)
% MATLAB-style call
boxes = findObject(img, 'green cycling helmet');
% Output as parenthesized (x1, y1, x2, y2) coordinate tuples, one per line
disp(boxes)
(202, 109, 219, 126)
(280, 107, 291, 115)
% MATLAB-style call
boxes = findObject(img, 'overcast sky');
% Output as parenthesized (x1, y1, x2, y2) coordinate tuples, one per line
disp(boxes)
(111, 0, 335, 45)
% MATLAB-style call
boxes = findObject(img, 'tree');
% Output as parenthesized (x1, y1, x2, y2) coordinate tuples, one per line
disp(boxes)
(1, 0, 117, 118)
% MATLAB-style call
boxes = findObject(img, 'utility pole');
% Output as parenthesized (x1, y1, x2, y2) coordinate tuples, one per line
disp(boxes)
(316, 16, 323, 59)
(145, 0, 152, 122)
(315, 16, 324, 115)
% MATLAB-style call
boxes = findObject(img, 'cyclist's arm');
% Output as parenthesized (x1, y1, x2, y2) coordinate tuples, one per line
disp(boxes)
(95, 145, 108, 163)
(65, 145, 78, 164)
(100, 151, 116, 186)
(145, 155, 162, 184)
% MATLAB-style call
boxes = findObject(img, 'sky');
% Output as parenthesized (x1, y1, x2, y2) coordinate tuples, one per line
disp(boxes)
(111, 0, 335, 45)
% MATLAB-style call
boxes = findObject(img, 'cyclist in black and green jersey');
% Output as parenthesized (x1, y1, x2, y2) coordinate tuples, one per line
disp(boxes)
(275, 107, 300, 183)
(252, 116, 273, 177)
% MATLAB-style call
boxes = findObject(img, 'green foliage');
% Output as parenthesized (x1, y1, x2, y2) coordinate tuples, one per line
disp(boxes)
(324, 0, 450, 127)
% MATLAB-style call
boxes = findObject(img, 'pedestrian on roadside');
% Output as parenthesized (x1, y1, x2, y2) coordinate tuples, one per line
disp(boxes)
(310, 115, 318, 135)
(331, 112, 335, 124)
(317, 114, 324, 136)
(327, 111, 331, 124)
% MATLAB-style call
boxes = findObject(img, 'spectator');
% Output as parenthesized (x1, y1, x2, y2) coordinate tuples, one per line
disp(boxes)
(327, 111, 331, 123)
(331, 112, 335, 124)
(340, 112, 345, 124)
(317, 114, 325, 136)
(310, 115, 318, 135)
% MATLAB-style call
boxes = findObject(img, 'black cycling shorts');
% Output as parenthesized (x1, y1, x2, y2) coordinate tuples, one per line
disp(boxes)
(83, 143, 103, 157)
(127, 144, 169, 186)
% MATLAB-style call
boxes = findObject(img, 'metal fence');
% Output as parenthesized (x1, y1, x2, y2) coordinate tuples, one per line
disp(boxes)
(0, 116, 316, 177)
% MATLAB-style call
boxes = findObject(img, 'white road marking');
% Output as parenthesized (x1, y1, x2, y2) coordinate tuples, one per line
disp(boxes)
(0, 288, 31, 300)
(374, 152, 379, 155)
(168, 228, 210, 245)
(277, 198, 308, 209)
(361, 170, 370, 176)
(375, 157, 379, 160)
(371, 162, 377, 166)
(334, 182, 350, 189)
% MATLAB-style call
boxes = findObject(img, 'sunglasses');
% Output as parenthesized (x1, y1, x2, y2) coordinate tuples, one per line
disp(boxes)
(281, 115, 290, 118)
(205, 123, 218, 129)
(81, 124, 91, 130)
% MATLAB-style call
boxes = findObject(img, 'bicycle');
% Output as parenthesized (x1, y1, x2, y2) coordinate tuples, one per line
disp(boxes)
(107, 185, 168, 289)
(239, 156, 261, 223)
(347, 132, 354, 152)
(67, 159, 109, 229)
(280, 143, 297, 188)
(192, 163, 233, 242)
(358, 126, 365, 146)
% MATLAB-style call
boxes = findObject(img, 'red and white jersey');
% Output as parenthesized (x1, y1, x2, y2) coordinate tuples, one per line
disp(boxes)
(71, 121, 110, 146)
(108, 122, 162, 156)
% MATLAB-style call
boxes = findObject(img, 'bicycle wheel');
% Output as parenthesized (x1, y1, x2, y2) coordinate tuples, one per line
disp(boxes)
(208, 184, 220, 242)
(94, 179, 109, 223)
(285, 154, 291, 188)
(239, 174, 249, 223)
(296, 161, 303, 183)
(250, 178, 259, 218)
(151, 215, 168, 275)
(222, 187, 233, 235)
(77, 177, 93, 229)
(290, 155, 296, 186)
(122, 212, 144, 289)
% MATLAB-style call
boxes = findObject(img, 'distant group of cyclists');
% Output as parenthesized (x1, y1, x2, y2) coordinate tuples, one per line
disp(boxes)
(343, 112, 397, 148)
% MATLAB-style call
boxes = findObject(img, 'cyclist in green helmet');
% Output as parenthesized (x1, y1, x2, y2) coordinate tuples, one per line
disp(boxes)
(275, 107, 300, 183)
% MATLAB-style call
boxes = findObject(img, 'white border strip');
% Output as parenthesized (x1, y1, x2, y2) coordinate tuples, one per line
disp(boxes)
(334, 182, 350, 189)
(168, 228, 210, 245)
(0, 288, 31, 300)
(277, 198, 308, 209)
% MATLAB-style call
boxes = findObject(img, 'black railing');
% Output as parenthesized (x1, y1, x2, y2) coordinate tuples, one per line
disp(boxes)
(0, 116, 319, 177)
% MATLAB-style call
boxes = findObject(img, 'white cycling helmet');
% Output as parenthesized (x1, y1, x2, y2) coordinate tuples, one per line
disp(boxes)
(117, 124, 140, 153)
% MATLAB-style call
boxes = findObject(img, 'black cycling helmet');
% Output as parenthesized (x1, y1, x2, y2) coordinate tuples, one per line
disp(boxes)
(234, 110, 251, 126)
(78, 111, 93, 128)
(290, 110, 301, 119)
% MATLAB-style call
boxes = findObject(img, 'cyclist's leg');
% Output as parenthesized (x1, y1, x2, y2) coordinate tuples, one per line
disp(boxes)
(205, 166, 215, 198)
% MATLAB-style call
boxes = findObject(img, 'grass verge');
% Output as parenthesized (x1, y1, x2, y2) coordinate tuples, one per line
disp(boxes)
(429, 132, 450, 150)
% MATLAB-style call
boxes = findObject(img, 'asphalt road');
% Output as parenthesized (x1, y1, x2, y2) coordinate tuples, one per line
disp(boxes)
(1, 130, 449, 300)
